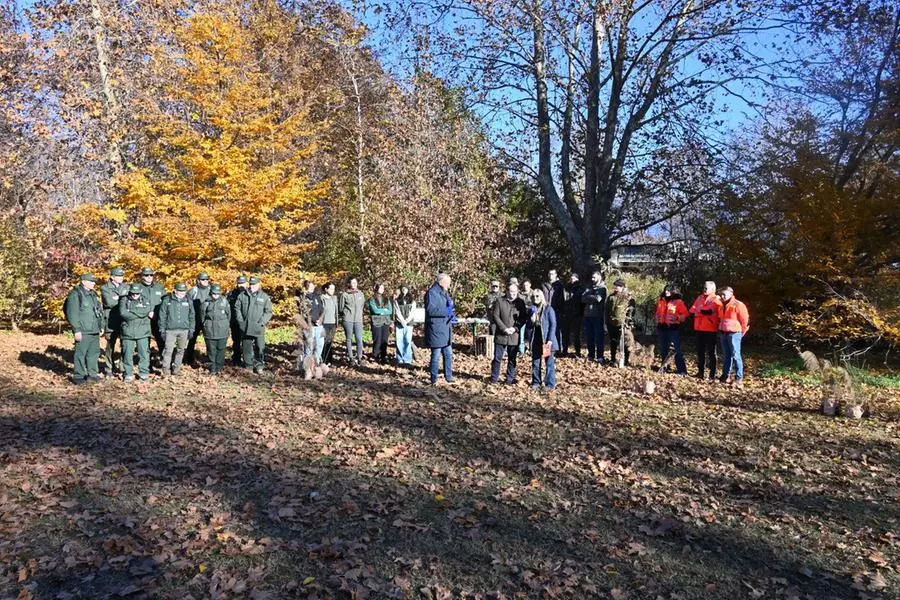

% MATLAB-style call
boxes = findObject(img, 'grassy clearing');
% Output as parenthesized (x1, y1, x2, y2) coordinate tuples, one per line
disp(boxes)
(0, 333, 897, 599)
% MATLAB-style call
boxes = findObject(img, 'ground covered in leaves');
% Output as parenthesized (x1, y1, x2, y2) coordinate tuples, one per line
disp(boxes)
(1, 332, 898, 600)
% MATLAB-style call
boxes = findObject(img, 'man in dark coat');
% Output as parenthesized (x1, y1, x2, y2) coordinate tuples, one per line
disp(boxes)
(541, 268, 565, 351)
(424, 273, 455, 385)
(228, 275, 249, 365)
(185, 272, 211, 365)
(562, 273, 584, 357)
(236, 276, 273, 374)
(100, 266, 129, 375)
(202, 284, 231, 375)
(64, 273, 104, 385)
(491, 282, 527, 384)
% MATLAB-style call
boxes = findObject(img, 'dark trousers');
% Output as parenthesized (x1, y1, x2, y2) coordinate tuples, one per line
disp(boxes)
(585, 316, 605, 361)
(562, 316, 582, 355)
(491, 344, 519, 383)
(658, 328, 687, 374)
(150, 317, 164, 355)
(608, 324, 630, 366)
(185, 328, 202, 364)
(696, 331, 718, 379)
(73, 333, 101, 379)
(372, 323, 390, 361)
(230, 323, 243, 365)
(322, 324, 336, 364)
(242, 335, 265, 370)
(103, 329, 121, 373)
(206, 337, 227, 373)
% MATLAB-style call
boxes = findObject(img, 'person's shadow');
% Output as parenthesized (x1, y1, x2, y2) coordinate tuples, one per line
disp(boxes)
(19, 345, 73, 375)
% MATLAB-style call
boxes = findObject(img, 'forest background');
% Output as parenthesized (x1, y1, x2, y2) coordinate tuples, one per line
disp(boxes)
(0, 0, 897, 352)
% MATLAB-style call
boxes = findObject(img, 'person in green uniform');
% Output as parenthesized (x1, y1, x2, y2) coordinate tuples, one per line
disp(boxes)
(186, 272, 211, 366)
(64, 273, 104, 385)
(120, 283, 153, 381)
(235, 276, 273, 374)
(99, 266, 129, 375)
(159, 282, 195, 376)
(606, 278, 636, 367)
(138, 267, 166, 356)
(202, 284, 231, 375)
(228, 275, 249, 366)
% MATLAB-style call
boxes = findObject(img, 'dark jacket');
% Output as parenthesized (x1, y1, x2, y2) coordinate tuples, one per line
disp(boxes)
(564, 282, 584, 319)
(394, 295, 415, 328)
(119, 295, 153, 340)
(236, 289, 274, 338)
(606, 290, 636, 327)
(368, 295, 393, 327)
(159, 293, 195, 335)
(542, 280, 565, 313)
(189, 285, 211, 330)
(228, 287, 246, 326)
(492, 294, 527, 346)
(339, 289, 366, 323)
(100, 281, 129, 331)
(139, 282, 166, 309)
(64, 284, 103, 335)
(484, 291, 501, 320)
(424, 283, 453, 348)
(581, 284, 607, 318)
(525, 305, 559, 353)
(202, 295, 232, 340)
(307, 292, 324, 325)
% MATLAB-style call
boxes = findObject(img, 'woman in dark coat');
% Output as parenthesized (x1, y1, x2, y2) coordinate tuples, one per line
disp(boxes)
(424, 273, 455, 385)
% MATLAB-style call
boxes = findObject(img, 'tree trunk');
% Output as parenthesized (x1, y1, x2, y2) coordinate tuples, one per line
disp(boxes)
(89, 0, 123, 178)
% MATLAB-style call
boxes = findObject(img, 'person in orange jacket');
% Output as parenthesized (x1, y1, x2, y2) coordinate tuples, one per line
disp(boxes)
(655, 285, 689, 375)
(718, 286, 749, 387)
(689, 281, 723, 380)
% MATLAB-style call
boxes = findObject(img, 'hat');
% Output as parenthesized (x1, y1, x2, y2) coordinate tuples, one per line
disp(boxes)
(210, 284, 222, 294)
(81, 273, 97, 282)
(490, 280, 500, 287)
(129, 283, 143, 294)
(236, 275, 248, 284)
(720, 286, 734, 294)
(614, 278, 626, 287)
(110, 267, 125, 277)
(174, 282, 188, 292)
(198, 272, 210, 280)
(249, 276, 260, 285)
(141, 267, 155, 276)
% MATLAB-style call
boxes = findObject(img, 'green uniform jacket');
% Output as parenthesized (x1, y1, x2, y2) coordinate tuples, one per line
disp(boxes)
(140, 282, 166, 309)
(228, 287, 246, 326)
(159, 293, 195, 335)
(100, 281, 130, 331)
(202, 296, 232, 340)
(64, 285, 103, 335)
(189, 285, 211, 329)
(236, 289, 273, 338)
(606, 291, 636, 327)
(119, 296, 153, 340)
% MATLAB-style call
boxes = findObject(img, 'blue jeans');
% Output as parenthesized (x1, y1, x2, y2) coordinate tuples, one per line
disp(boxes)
(310, 325, 325, 363)
(531, 340, 556, 388)
(491, 344, 519, 383)
(721, 331, 743, 380)
(585, 316, 605, 361)
(396, 326, 414, 364)
(657, 328, 687, 374)
(430, 345, 453, 383)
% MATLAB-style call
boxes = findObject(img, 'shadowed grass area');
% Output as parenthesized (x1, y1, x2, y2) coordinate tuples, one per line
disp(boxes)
(1, 333, 897, 599)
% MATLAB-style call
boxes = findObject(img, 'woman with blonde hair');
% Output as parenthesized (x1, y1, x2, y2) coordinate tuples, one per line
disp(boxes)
(525, 289, 558, 390)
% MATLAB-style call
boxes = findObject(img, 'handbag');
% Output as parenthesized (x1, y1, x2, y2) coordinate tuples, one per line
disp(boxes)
(542, 341, 553, 359)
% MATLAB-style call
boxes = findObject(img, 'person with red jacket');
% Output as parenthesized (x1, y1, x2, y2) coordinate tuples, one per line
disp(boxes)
(689, 281, 723, 380)
(718, 286, 750, 387)
(655, 285, 689, 375)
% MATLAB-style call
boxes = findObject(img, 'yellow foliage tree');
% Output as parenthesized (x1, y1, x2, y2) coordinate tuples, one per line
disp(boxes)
(103, 9, 328, 302)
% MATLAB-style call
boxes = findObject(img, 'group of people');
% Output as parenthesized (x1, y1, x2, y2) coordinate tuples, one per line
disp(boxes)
(64, 268, 273, 383)
(65, 266, 750, 389)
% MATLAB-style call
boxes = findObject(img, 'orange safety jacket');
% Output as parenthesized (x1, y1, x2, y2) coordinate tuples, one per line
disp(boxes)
(655, 298, 688, 327)
(690, 293, 722, 332)
(718, 298, 750, 335)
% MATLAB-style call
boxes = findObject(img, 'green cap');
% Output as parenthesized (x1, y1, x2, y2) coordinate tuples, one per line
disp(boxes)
(110, 267, 125, 277)
(236, 275, 248, 284)
(141, 267, 155, 276)
(198, 272, 210, 280)
(174, 282, 188, 292)
(129, 283, 143, 294)
(249, 276, 260, 285)
(210, 284, 222, 294)
(81, 273, 97, 282)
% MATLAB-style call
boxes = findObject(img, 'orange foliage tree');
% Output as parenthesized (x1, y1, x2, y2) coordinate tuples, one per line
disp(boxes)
(91, 9, 328, 306)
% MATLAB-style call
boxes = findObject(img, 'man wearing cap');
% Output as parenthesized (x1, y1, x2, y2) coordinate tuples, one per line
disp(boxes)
(64, 273, 105, 385)
(484, 280, 502, 335)
(606, 278, 636, 367)
(159, 283, 195, 376)
(138, 267, 166, 356)
(718, 286, 750, 388)
(202, 284, 231, 375)
(228, 275, 249, 365)
(100, 267, 129, 375)
(236, 276, 273, 374)
(119, 283, 153, 381)
(185, 272, 211, 366)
